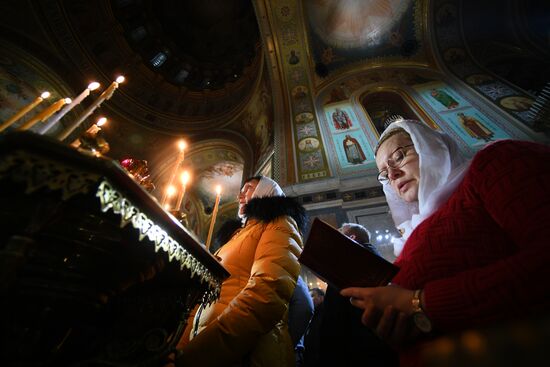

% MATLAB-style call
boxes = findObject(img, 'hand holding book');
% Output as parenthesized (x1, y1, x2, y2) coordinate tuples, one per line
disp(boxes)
(299, 218, 399, 291)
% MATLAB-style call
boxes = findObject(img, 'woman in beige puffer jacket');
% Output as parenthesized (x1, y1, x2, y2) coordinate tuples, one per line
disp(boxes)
(177, 176, 307, 367)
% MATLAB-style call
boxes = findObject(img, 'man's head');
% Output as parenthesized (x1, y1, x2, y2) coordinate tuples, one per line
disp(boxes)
(310, 287, 325, 308)
(340, 223, 370, 244)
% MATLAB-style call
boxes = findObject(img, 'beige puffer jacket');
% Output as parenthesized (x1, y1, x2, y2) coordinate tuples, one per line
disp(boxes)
(178, 196, 305, 367)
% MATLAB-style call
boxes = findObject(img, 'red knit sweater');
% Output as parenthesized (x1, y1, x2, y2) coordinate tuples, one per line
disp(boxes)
(392, 140, 550, 363)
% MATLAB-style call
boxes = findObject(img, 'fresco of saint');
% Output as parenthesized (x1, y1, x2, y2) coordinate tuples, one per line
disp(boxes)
(430, 88, 459, 109)
(343, 135, 366, 164)
(457, 113, 494, 142)
(332, 108, 353, 129)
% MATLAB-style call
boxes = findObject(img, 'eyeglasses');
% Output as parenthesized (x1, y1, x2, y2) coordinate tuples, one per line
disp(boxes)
(377, 144, 416, 184)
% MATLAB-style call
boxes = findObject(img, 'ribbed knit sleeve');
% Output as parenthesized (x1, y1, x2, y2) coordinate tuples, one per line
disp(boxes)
(421, 140, 550, 331)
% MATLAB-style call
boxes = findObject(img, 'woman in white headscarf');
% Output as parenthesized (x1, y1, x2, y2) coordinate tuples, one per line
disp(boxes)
(341, 120, 550, 366)
(177, 176, 307, 367)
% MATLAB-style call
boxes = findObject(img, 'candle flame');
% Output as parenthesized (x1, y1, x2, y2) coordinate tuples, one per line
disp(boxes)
(181, 171, 190, 184)
(88, 82, 101, 90)
(166, 185, 176, 196)
(116, 76, 125, 83)
(215, 185, 222, 195)
(41, 91, 51, 99)
(178, 140, 187, 151)
(96, 117, 107, 126)
(64, 98, 72, 104)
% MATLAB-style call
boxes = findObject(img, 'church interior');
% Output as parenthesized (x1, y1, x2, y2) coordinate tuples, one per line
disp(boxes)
(0, 0, 549, 366)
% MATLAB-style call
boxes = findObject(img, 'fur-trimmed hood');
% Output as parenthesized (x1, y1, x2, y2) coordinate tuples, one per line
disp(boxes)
(243, 196, 307, 234)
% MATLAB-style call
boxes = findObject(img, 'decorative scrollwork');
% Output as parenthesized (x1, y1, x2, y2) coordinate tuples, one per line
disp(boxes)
(0, 150, 100, 200)
(96, 180, 222, 304)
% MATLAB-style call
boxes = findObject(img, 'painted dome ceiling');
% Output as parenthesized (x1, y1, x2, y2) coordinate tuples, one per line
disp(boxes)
(112, 0, 260, 92)
(305, 0, 426, 76)
(40, 0, 264, 133)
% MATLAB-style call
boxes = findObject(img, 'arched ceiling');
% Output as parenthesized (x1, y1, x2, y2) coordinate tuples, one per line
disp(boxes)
(112, 0, 260, 92)
(35, 0, 264, 133)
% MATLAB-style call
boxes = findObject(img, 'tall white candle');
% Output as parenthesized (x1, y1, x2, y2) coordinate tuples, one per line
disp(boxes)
(205, 185, 222, 250)
(0, 91, 50, 132)
(39, 82, 100, 134)
(18, 98, 72, 131)
(57, 76, 124, 141)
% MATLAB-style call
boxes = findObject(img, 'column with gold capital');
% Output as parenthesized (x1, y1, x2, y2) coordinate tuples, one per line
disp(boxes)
(0, 91, 50, 132)
(205, 185, 222, 250)
(57, 76, 125, 141)
(18, 98, 72, 131)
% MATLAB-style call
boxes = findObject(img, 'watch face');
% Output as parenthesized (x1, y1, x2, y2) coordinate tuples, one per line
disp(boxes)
(413, 312, 432, 333)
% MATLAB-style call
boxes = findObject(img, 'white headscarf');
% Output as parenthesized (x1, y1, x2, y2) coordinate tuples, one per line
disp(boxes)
(377, 120, 471, 256)
(238, 176, 285, 221)
(251, 176, 285, 199)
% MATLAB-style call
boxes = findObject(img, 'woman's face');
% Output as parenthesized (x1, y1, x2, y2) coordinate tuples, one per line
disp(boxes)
(238, 179, 259, 216)
(376, 133, 420, 203)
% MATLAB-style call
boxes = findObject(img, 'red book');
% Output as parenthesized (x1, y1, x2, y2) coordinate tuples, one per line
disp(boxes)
(299, 218, 399, 290)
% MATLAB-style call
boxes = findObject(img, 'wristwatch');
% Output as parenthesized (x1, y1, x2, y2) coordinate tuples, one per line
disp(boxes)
(411, 289, 432, 333)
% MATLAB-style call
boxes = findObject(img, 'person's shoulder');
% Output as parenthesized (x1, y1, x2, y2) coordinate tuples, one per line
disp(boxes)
(472, 140, 548, 168)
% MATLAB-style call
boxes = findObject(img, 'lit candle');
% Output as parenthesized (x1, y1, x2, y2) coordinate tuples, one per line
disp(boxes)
(71, 116, 107, 147)
(175, 170, 191, 212)
(39, 82, 100, 134)
(0, 91, 50, 132)
(205, 185, 222, 250)
(57, 76, 125, 141)
(161, 139, 187, 207)
(18, 98, 72, 131)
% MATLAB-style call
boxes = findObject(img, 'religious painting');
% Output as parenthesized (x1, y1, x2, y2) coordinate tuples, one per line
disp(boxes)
(194, 160, 244, 206)
(324, 103, 358, 133)
(288, 50, 300, 65)
(335, 130, 373, 168)
(341, 134, 368, 165)
(295, 112, 314, 124)
(499, 96, 534, 112)
(298, 137, 321, 152)
(183, 147, 245, 232)
(305, 0, 420, 72)
(414, 81, 514, 147)
(414, 82, 468, 113)
(323, 82, 352, 105)
(414, 81, 470, 114)
(440, 108, 511, 147)
(291, 85, 308, 99)
(322, 102, 376, 171)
